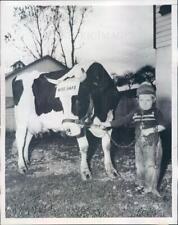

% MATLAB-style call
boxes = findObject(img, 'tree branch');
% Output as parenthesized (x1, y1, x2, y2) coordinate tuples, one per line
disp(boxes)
(52, 8, 68, 66)
(50, 28, 57, 58)
(35, 10, 43, 58)
(32, 37, 41, 58)
(25, 24, 41, 45)
(24, 23, 41, 57)
(21, 37, 38, 59)
(55, 26, 68, 67)
(74, 8, 87, 42)
(42, 14, 50, 39)
(67, 6, 75, 67)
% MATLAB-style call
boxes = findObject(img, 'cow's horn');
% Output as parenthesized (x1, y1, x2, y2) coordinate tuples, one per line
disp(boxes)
(81, 68, 85, 73)
(46, 77, 58, 85)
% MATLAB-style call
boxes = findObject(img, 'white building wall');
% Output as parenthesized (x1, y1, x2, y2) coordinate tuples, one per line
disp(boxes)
(156, 45, 171, 123)
(6, 76, 15, 97)
(154, 5, 172, 124)
(6, 108, 16, 131)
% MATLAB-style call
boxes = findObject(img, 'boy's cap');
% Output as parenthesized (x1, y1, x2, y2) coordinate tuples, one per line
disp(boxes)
(137, 81, 155, 96)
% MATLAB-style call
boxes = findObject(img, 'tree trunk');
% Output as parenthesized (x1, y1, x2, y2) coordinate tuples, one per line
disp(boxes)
(71, 40, 75, 67)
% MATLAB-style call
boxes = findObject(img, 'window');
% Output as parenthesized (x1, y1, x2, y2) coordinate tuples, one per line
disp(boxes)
(159, 5, 171, 16)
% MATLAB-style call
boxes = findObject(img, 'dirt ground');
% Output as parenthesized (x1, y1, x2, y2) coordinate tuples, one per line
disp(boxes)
(5, 131, 172, 218)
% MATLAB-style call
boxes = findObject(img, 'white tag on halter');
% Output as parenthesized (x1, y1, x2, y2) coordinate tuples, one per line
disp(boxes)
(55, 79, 80, 98)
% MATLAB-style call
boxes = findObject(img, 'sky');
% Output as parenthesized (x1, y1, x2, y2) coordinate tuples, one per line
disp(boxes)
(2, 2, 156, 75)
(78, 5, 155, 74)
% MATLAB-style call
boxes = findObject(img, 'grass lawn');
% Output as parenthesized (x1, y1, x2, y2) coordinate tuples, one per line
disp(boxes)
(5, 131, 172, 218)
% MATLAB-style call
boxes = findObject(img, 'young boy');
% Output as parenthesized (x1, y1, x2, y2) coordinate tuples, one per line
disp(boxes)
(101, 82, 166, 196)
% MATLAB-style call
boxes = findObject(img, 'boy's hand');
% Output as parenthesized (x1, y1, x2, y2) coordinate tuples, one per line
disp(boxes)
(141, 128, 153, 136)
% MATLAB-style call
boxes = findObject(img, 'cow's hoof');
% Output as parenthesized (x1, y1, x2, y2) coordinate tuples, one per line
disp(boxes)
(26, 160, 31, 166)
(145, 189, 161, 198)
(152, 190, 161, 197)
(18, 166, 28, 174)
(81, 170, 92, 180)
(107, 168, 118, 179)
(152, 191, 161, 198)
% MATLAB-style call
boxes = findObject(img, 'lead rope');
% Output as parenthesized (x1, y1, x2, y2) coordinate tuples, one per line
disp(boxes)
(84, 122, 135, 149)
(105, 129, 135, 149)
(80, 95, 94, 125)
(154, 126, 159, 169)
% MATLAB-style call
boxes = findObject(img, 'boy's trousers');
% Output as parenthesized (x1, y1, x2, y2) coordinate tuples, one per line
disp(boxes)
(135, 134, 163, 190)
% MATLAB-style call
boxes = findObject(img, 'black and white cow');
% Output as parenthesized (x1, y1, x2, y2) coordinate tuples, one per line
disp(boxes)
(12, 62, 120, 180)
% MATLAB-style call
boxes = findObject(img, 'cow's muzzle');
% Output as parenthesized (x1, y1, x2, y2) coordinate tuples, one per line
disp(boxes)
(62, 119, 82, 137)
(61, 96, 94, 137)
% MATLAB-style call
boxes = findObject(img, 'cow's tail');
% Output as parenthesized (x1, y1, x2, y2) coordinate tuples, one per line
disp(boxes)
(22, 127, 29, 170)
(16, 125, 34, 173)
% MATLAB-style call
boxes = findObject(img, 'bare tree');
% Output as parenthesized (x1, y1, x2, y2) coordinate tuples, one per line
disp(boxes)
(66, 6, 88, 67)
(5, 6, 58, 60)
(5, 5, 90, 67)
(51, 6, 68, 67)
(52, 6, 89, 68)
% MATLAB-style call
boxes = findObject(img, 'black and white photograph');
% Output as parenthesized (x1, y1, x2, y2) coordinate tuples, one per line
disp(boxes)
(1, 0, 177, 224)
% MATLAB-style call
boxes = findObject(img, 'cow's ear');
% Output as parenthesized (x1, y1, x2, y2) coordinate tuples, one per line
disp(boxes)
(46, 77, 58, 85)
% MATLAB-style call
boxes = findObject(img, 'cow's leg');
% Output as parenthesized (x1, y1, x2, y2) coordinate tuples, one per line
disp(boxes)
(16, 127, 31, 173)
(77, 136, 91, 180)
(102, 131, 118, 178)
(23, 131, 33, 166)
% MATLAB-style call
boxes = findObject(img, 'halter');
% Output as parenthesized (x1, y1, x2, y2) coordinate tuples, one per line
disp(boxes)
(62, 95, 94, 130)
